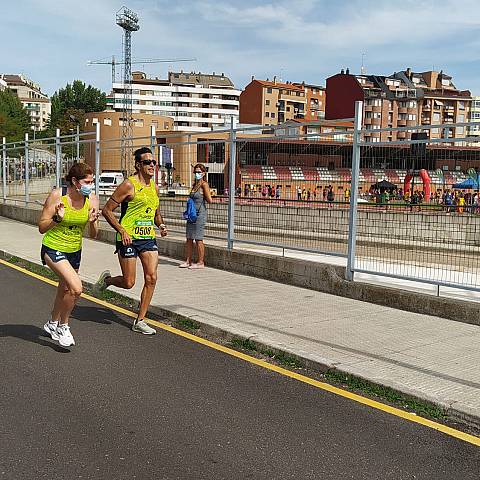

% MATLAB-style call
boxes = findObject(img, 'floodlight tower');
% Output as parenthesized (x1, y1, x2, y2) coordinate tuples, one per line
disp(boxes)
(116, 6, 140, 173)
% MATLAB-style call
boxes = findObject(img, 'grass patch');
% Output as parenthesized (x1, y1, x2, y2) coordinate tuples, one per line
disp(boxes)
(229, 337, 258, 352)
(174, 318, 200, 331)
(229, 338, 305, 369)
(324, 370, 446, 420)
(86, 287, 136, 309)
(4, 255, 58, 281)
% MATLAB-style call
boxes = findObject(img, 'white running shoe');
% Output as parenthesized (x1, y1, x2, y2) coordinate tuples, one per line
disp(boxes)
(93, 270, 111, 295)
(43, 320, 59, 340)
(56, 324, 75, 347)
(132, 320, 156, 335)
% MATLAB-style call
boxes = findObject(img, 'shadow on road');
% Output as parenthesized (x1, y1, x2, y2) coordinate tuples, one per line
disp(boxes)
(0, 324, 70, 353)
(72, 305, 132, 329)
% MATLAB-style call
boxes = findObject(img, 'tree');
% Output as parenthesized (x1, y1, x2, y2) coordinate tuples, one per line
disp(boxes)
(48, 80, 107, 134)
(0, 89, 31, 141)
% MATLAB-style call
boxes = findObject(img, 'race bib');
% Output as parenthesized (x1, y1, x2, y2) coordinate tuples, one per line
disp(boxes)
(133, 220, 154, 237)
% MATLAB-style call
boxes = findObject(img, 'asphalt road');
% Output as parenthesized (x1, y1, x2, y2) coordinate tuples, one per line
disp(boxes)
(0, 263, 478, 480)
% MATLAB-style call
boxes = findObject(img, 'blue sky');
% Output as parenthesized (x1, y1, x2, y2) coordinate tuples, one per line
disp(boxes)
(2, 0, 480, 96)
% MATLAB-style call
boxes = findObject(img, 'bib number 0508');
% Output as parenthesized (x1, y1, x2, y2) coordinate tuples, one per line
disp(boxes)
(134, 226, 152, 236)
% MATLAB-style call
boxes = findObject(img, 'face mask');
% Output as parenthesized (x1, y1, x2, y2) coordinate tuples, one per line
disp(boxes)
(79, 184, 93, 196)
(194, 172, 203, 180)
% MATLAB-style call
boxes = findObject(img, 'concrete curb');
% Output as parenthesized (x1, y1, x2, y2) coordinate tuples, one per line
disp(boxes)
(1, 248, 478, 432)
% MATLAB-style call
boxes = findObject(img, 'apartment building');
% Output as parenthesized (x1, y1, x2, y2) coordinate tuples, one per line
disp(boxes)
(326, 68, 472, 143)
(240, 76, 325, 126)
(297, 82, 326, 121)
(468, 96, 480, 141)
(0, 78, 7, 91)
(107, 71, 240, 133)
(0, 74, 51, 130)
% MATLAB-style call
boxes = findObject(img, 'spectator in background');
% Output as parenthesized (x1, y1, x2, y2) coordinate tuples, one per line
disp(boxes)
(323, 187, 328, 202)
(179, 163, 212, 269)
(275, 186, 281, 199)
(262, 185, 268, 198)
(297, 186, 302, 201)
(457, 192, 465, 214)
(327, 186, 334, 207)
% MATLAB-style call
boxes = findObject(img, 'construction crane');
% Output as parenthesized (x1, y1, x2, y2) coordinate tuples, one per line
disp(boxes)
(88, 56, 197, 84)
(115, 6, 139, 174)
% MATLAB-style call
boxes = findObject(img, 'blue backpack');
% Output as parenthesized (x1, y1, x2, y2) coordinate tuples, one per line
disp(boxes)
(183, 197, 198, 223)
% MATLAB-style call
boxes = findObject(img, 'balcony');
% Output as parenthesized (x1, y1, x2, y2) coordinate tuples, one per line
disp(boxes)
(397, 119, 407, 126)
(364, 117, 372, 125)
(364, 105, 373, 112)
(372, 106, 382, 113)
(398, 107, 407, 114)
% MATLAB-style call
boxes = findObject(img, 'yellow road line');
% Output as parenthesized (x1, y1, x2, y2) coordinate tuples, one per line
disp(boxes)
(1, 258, 479, 447)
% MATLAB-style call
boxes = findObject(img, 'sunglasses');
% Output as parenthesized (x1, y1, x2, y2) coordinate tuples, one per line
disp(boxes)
(141, 160, 157, 166)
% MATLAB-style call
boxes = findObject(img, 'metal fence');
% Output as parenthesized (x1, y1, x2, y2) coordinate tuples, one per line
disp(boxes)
(3, 110, 480, 293)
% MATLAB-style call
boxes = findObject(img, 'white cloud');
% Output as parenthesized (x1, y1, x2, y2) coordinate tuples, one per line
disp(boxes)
(2, 0, 480, 95)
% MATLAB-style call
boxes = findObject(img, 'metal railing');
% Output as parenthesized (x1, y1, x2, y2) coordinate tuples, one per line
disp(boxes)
(3, 111, 480, 294)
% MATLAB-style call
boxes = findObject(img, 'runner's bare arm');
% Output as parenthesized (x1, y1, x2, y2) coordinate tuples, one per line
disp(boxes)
(102, 180, 134, 245)
(101, 180, 133, 233)
(88, 193, 100, 238)
(38, 189, 63, 234)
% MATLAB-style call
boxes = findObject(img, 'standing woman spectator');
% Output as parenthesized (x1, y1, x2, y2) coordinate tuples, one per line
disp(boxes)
(180, 164, 213, 269)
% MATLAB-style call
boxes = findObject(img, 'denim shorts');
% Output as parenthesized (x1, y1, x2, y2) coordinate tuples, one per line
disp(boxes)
(115, 239, 158, 258)
(41, 245, 82, 270)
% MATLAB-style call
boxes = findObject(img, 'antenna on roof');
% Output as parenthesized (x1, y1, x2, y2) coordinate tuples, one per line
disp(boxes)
(360, 53, 367, 75)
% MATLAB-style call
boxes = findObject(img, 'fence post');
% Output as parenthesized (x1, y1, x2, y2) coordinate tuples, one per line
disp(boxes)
(95, 121, 100, 195)
(346, 100, 363, 281)
(55, 128, 61, 188)
(187, 134, 192, 186)
(76, 124, 80, 161)
(2, 137, 6, 201)
(24, 132, 29, 204)
(227, 117, 237, 250)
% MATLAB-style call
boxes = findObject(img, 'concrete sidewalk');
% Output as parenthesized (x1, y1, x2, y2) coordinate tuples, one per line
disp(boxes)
(1, 216, 480, 429)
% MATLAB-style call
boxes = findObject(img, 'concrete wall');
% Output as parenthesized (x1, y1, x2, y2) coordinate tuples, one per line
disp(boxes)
(1, 203, 480, 326)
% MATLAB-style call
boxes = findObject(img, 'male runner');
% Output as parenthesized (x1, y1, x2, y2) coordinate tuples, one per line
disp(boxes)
(96, 147, 167, 334)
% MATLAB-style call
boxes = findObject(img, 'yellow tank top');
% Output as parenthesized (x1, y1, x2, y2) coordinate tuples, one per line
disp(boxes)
(42, 194, 90, 253)
(117, 176, 159, 240)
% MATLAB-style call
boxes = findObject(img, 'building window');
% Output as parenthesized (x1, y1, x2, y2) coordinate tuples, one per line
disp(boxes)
(103, 118, 112, 126)
(271, 112, 275, 118)
(265, 112, 270, 117)
(267, 88, 272, 94)
(266, 99, 270, 106)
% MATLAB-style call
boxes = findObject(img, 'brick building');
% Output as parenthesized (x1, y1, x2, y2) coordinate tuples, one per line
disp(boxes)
(326, 68, 472, 143)
(240, 77, 325, 126)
